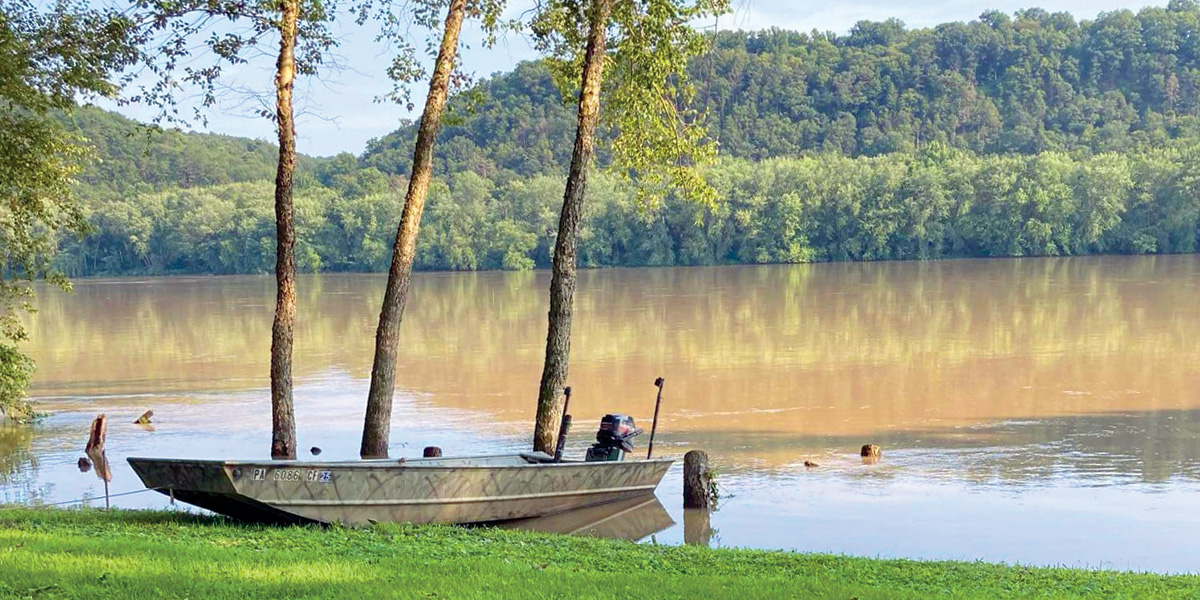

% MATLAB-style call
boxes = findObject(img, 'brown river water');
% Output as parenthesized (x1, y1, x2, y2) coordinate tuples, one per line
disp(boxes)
(4, 256, 1200, 572)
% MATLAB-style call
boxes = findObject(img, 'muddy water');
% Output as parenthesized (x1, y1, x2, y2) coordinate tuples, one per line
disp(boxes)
(5, 256, 1200, 572)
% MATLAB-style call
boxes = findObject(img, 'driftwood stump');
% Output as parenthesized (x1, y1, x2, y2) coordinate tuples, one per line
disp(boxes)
(85, 414, 107, 455)
(83, 414, 113, 507)
(861, 444, 882, 464)
(683, 450, 711, 509)
(423, 446, 442, 458)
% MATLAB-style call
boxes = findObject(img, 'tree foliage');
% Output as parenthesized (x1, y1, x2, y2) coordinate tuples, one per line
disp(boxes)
(512, 0, 728, 208)
(37, 3, 1200, 284)
(123, 0, 338, 125)
(0, 1, 137, 419)
(367, 2, 1200, 174)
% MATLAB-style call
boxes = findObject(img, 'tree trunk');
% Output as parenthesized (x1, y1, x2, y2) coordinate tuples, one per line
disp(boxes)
(360, 0, 467, 459)
(531, 0, 612, 454)
(270, 0, 299, 461)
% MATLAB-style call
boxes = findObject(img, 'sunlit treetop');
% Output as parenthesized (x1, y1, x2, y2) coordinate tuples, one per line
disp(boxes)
(529, 0, 730, 210)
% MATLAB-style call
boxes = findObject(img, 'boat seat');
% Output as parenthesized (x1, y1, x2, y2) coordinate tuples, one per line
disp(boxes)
(519, 451, 556, 464)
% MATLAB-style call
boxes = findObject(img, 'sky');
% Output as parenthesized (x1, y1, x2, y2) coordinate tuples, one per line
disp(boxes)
(101, 0, 1163, 157)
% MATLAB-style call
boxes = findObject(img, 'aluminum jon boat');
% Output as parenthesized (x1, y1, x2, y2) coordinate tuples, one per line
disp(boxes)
(127, 452, 673, 526)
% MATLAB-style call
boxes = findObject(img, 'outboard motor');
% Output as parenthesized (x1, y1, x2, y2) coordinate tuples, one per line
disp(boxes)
(585, 414, 642, 462)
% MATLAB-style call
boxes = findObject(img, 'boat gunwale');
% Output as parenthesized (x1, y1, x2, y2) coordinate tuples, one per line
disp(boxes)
(126, 455, 676, 471)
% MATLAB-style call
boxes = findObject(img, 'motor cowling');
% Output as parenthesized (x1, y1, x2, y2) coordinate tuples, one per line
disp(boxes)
(586, 414, 642, 462)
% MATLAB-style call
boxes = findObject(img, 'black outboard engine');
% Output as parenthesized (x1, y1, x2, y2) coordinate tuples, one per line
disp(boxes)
(585, 414, 642, 462)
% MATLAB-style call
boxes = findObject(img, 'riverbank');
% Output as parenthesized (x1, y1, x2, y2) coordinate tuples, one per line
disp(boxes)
(0, 508, 1196, 599)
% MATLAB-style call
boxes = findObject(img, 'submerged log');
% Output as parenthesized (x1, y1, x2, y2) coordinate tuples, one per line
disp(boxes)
(683, 450, 711, 510)
(423, 446, 442, 458)
(85, 414, 107, 454)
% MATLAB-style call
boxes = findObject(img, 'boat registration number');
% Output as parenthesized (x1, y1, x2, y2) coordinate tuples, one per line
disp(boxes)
(252, 469, 332, 483)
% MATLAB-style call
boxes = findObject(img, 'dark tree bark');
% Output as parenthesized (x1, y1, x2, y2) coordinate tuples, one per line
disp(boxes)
(270, 0, 299, 461)
(683, 450, 711, 509)
(531, 0, 612, 454)
(360, 0, 467, 459)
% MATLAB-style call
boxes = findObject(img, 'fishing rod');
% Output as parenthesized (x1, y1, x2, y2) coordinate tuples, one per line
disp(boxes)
(554, 386, 572, 462)
(646, 377, 664, 459)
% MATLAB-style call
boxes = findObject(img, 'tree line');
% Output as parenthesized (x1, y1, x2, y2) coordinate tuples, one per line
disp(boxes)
(59, 141, 1200, 276)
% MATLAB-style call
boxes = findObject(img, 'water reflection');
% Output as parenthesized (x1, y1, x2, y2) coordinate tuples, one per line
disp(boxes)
(23, 257, 1200, 450)
(7, 256, 1200, 571)
(501, 495, 673, 540)
(683, 509, 713, 547)
(0, 425, 46, 504)
(661, 408, 1200, 485)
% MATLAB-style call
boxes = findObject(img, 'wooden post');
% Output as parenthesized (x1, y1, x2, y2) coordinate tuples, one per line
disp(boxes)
(423, 446, 442, 458)
(683, 450, 711, 509)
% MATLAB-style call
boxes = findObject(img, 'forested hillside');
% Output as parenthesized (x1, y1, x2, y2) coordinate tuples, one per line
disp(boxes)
(364, 2, 1200, 177)
(66, 109, 296, 195)
(63, 3, 1200, 275)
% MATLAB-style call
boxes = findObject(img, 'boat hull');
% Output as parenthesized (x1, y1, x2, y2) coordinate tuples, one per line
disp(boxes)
(128, 454, 673, 526)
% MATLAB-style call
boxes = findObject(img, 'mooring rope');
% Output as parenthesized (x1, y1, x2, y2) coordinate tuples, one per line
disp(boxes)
(29, 485, 174, 508)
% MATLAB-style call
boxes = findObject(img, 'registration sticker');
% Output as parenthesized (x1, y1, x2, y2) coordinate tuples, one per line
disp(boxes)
(305, 469, 333, 483)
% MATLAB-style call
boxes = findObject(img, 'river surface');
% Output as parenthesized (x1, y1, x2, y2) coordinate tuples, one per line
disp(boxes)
(4, 256, 1200, 572)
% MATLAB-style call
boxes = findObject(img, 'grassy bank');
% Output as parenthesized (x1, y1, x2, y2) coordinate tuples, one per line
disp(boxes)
(0, 508, 1196, 599)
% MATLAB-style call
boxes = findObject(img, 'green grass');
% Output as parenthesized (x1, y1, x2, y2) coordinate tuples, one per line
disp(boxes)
(0, 508, 1197, 599)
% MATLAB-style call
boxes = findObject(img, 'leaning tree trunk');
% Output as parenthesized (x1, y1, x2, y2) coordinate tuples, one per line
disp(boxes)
(270, 0, 300, 460)
(531, 0, 612, 454)
(360, 0, 467, 459)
